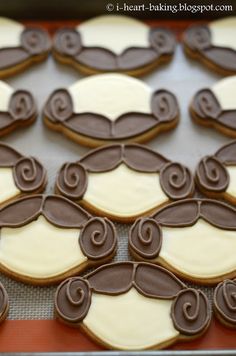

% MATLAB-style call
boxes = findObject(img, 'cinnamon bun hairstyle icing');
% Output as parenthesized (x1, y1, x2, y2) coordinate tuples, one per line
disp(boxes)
(55, 143, 194, 222)
(43, 74, 179, 147)
(214, 279, 236, 328)
(54, 262, 211, 350)
(195, 140, 236, 204)
(52, 15, 176, 76)
(0, 18, 50, 78)
(0, 195, 117, 285)
(0, 81, 37, 136)
(0, 142, 47, 205)
(190, 77, 236, 138)
(129, 198, 236, 284)
(183, 17, 236, 75)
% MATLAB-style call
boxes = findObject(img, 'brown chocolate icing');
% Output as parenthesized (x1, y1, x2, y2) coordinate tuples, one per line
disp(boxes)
(196, 156, 229, 193)
(191, 89, 236, 130)
(183, 25, 236, 72)
(129, 218, 162, 259)
(196, 141, 236, 194)
(214, 279, 236, 326)
(215, 140, 236, 165)
(79, 217, 117, 260)
(0, 194, 117, 260)
(0, 90, 37, 133)
(0, 142, 46, 193)
(53, 27, 175, 72)
(171, 289, 210, 335)
(44, 88, 178, 141)
(0, 281, 9, 319)
(54, 261, 210, 336)
(56, 144, 194, 201)
(0, 27, 50, 72)
(129, 199, 236, 259)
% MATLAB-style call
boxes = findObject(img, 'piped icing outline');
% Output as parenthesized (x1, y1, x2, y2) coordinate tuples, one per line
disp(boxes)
(0, 23, 51, 74)
(129, 199, 236, 280)
(214, 279, 236, 327)
(0, 142, 46, 194)
(195, 140, 236, 195)
(53, 23, 176, 73)
(54, 261, 211, 343)
(43, 87, 179, 142)
(55, 143, 194, 204)
(0, 88, 37, 135)
(183, 23, 236, 73)
(190, 88, 236, 132)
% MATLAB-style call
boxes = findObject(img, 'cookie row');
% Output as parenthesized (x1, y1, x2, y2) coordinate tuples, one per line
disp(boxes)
(0, 262, 235, 350)
(2, 74, 236, 145)
(2, 140, 236, 220)
(0, 16, 235, 77)
(2, 194, 236, 285)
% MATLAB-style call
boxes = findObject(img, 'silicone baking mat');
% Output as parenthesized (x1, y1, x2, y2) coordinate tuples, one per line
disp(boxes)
(0, 20, 234, 352)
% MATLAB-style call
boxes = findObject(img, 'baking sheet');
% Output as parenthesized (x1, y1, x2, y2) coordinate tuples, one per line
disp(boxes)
(0, 21, 231, 325)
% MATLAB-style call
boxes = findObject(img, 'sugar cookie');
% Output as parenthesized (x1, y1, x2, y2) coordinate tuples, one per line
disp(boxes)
(53, 15, 175, 76)
(55, 144, 194, 222)
(55, 262, 210, 350)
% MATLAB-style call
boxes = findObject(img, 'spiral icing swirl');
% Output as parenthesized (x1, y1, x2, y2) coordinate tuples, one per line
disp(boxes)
(184, 25, 211, 51)
(171, 289, 210, 335)
(21, 28, 50, 55)
(45, 89, 73, 122)
(196, 156, 229, 192)
(9, 90, 36, 121)
(13, 157, 46, 193)
(79, 217, 117, 260)
(55, 278, 91, 323)
(160, 162, 194, 199)
(54, 28, 82, 56)
(150, 28, 175, 54)
(56, 162, 87, 200)
(193, 89, 221, 120)
(129, 218, 162, 259)
(152, 90, 178, 122)
(214, 279, 236, 326)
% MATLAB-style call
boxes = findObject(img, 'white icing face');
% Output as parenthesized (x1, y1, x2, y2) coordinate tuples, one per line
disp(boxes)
(0, 167, 20, 203)
(226, 166, 236, 197)
(83, 164, 168, 218)
(160, 219, 236, 279)
(0, 81, 13, 111)
(0, 216, 87, 279)
(77, 15, 149, 55)
(209, 17, 236, 51)
(68, 74, 151, 121)
(0, 17, 23, 49)
(83, 288, 178, 350)
(212, 76, 236, 110)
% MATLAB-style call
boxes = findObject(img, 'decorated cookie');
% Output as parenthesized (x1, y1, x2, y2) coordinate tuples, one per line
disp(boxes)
(55, 262, 211, 350)
(0, 17, 50, 77)
(214, 279, 236, 328)
(55, 144, 194, 222)
(0, 195, 117, 285)
(43, 74, 179, 147)
(195, 140, 236, 204)
(0, 282, 9, 323)
(129, 199, 236, 284)
(183, 17, 236, 75)
(53, 15, 176, 76)
(0, 142, 46, 205)
(190, 76, 236, 137)
(0, 81, 37, 136)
